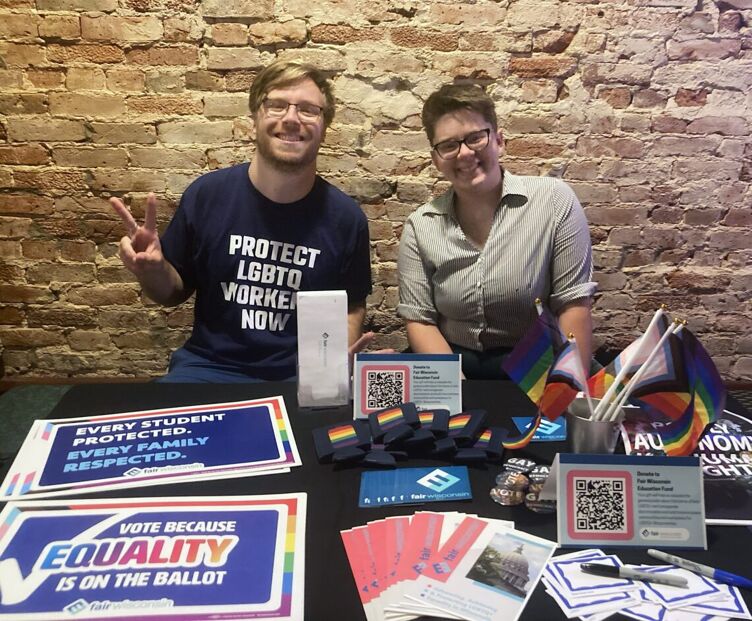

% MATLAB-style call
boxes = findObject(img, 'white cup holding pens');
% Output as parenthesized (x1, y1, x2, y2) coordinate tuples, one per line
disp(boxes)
(567, 314, 687, 455)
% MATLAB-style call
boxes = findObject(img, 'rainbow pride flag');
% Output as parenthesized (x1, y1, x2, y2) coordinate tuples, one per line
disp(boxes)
(502, 307, 564, 407)
(539, 338, 589, 421)
(588, 313, 671, 399)
(629, 328, 725, 456)
(659, 329, 726, 456)
(630, 329, 690, 421)
(501, 306, 568, 449)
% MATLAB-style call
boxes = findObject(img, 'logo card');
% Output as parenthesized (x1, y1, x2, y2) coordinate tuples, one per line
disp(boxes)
(358, 466, 471, 508)
(512, 416, 567, 442)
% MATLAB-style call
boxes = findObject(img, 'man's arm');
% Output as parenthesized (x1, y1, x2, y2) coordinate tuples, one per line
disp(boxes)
(347, 301, 386, 362)
(110, 194, 190, 307)
(557, 298, 593, 372)
(347, 301, 366, 347)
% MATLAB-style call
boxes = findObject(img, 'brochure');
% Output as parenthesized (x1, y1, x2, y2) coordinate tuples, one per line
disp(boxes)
(341, 511, 552, 621)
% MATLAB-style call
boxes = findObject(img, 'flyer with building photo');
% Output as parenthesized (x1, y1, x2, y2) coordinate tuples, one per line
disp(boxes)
(621, 408, 752, 525)
(402, 522, 556, 621)
(0, 494, 306, 620)
(1, 397, 301, 499)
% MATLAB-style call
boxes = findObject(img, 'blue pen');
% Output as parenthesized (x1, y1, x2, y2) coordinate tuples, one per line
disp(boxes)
(647, 549, 752, 590)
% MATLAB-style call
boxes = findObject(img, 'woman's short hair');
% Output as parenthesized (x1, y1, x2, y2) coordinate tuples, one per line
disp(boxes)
(248, 59, 336, 127)
(421, 83, 498, 144)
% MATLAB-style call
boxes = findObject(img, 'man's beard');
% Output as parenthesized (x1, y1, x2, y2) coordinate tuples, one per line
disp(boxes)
(255, 131, 318, 172)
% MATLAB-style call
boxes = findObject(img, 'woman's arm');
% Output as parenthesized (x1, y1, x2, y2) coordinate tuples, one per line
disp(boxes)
(557, 298, 593, 372)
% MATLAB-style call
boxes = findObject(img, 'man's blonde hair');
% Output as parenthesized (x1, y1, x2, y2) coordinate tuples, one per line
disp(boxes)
(248, 59, 335, 127)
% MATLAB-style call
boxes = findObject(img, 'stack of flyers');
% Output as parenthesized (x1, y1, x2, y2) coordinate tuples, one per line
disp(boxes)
(1, 396, 301, 499)
(544, 549, 752, 621)
(341, 511, 557, 621)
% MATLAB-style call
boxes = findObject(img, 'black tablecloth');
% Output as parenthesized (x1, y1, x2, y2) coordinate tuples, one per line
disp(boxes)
(2, 381, 752, 620)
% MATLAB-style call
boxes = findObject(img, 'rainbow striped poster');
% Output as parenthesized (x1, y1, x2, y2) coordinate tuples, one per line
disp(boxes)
(0, 494, 306, 620)
(1, 397, 301, 500)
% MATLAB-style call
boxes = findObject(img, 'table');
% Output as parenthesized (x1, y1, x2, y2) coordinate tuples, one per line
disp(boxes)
(2, 380, 751, 620)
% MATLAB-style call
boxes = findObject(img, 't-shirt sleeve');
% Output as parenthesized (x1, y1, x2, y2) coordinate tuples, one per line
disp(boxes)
(397, 216, 438, 324)
(160, 187, 197, 296)
(341, 212, 372, 303)
(548, 184, 597, 313)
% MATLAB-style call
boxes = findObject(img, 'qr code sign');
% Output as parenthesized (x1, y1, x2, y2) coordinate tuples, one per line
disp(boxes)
(566, 470, 634, 540)
(360, 365, 410, 412)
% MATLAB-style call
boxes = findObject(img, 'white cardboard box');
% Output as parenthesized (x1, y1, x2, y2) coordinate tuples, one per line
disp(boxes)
(296, 290, 349, 407)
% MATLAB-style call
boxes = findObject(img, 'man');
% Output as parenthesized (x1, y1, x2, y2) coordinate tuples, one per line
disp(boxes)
(398, 83, 596, 379)
(111, 59, 373, 382)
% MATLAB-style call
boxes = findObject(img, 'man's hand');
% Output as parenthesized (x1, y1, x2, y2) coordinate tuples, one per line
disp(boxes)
(348, 331, 396, 368)
(110, 193, 165, 277)
(109, 193, 186, 306)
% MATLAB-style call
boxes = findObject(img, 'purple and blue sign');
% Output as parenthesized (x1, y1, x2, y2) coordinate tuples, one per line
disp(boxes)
(2, 397, 300, 499)
(0, 494, 306, 620)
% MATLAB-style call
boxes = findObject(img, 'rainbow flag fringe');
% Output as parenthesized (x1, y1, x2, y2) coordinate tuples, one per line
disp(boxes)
(502, 411, 542, 450)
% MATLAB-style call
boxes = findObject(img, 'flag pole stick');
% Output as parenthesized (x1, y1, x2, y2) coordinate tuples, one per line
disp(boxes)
(593, 306, 666, 421)
(604, 320, 683, 422)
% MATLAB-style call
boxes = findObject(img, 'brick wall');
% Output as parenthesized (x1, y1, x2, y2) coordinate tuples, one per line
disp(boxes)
(0, 0, 750, 381)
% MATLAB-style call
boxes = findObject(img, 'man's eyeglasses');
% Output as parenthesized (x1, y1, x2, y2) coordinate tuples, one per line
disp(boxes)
(432, 128, 492, 160)
(262, 98, 324, 122)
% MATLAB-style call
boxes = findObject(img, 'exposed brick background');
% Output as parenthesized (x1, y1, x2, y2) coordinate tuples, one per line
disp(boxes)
(0, 0, 750, 381)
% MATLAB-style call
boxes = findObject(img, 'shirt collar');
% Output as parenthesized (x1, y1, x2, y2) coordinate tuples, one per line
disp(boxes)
(423, 168, 529, 216)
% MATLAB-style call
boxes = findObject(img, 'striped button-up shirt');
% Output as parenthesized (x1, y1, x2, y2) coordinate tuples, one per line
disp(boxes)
(397, 170, 596, 351)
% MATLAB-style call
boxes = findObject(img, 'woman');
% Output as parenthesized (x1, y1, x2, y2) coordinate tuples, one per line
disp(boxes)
(397, 83, 596, 379)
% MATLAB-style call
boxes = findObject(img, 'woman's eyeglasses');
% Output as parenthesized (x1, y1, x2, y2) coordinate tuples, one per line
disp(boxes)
(432, 128, 492, 160)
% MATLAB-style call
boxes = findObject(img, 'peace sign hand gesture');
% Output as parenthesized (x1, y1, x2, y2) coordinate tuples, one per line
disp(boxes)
(109, 193, 185, 306)
(109, 193, 165, 276)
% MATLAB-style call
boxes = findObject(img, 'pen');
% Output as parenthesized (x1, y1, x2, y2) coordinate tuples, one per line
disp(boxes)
(647, 548, 752, 590)
(580, 562, 688, 588)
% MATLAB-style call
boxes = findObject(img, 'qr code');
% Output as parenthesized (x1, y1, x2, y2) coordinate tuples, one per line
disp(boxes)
(366, 370, 407, 410)
(573, 477, 627, 533)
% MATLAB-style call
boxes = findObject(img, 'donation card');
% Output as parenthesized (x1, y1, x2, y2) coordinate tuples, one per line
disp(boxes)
(541, 454, 707, 549)
(352, 353, 462, 419)
(358, 466, 472, 508)
(0, 493, 306, 621)
(1, 397, 301, 499)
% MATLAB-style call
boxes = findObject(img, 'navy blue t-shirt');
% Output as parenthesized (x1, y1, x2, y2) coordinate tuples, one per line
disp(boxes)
(160, 163, 372, 380)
